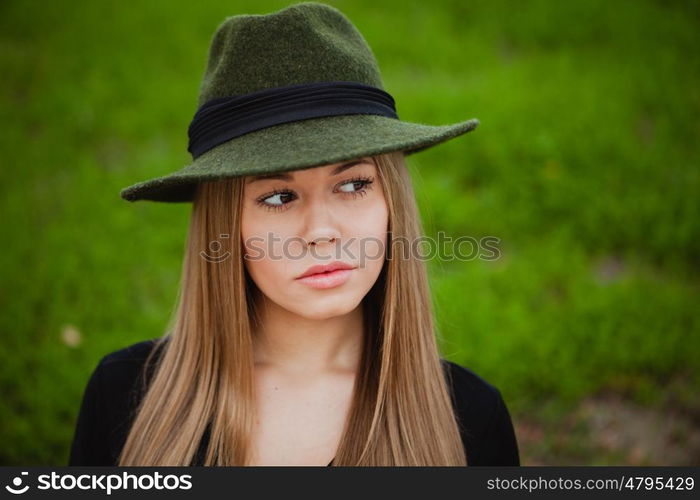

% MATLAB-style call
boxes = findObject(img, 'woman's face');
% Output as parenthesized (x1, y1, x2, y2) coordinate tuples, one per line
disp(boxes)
(241, 156, 388, 320)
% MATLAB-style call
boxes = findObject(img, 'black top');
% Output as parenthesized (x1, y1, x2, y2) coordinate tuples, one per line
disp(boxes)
(68, 339, 520, 466)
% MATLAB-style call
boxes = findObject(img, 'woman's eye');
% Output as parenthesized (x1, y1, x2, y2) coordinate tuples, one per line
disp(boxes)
(256, 190, 296, 211)
(255, 176, 374, 212)
(264, 192, 293, 206)
(338, 176, 374, 194)
(339, 180, 365, 193)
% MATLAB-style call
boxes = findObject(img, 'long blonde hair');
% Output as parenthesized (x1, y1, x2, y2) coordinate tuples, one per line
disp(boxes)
(118, 151, 467, 466)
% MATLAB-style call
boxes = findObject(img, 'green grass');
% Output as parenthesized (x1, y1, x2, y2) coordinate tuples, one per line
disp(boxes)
(1, 0, 698, 465)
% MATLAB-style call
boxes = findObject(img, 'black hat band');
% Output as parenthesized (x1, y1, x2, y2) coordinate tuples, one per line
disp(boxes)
(187, 81, 400, 159)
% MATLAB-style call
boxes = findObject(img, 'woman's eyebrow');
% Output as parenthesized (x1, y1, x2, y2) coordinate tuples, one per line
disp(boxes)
(246, 158, 372, 184)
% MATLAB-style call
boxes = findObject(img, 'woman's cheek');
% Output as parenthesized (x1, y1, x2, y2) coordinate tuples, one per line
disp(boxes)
(346, 201, 388, 249)
(241, 212, 295, 259)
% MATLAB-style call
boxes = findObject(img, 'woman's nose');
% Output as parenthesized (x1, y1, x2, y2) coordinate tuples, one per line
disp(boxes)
(306, 236, 337, 246)
(300, 200, 342, 248)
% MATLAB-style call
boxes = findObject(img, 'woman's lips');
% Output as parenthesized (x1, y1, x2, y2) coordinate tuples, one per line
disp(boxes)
(295, 268, 354, 289)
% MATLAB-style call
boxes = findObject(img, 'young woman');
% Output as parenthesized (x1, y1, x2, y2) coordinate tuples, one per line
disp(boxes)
(69, 2, 519, 466)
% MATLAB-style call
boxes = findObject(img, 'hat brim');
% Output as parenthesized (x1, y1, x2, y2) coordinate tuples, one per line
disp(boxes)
(119, 114, 479, 202)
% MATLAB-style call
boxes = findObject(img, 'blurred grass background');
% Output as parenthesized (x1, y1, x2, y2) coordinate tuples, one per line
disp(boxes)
(1, 0, 698, 465)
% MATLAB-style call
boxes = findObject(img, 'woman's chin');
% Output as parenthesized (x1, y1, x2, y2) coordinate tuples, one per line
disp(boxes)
(289, 297, 361, 321)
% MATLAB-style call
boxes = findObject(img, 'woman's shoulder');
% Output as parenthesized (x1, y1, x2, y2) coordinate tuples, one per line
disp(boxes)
(440, 358, 521, 466)
(440, 359, 501, 404)
(94, 338, 165, 396)
(99, 337, 164, 367)
(68, 338, 165, 465)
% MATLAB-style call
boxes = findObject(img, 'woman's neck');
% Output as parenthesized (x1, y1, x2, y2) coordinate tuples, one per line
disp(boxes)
(252, 295, 364, 377)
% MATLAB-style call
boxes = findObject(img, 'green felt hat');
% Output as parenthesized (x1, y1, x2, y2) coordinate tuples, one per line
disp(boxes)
(120, 1, 479, 203)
